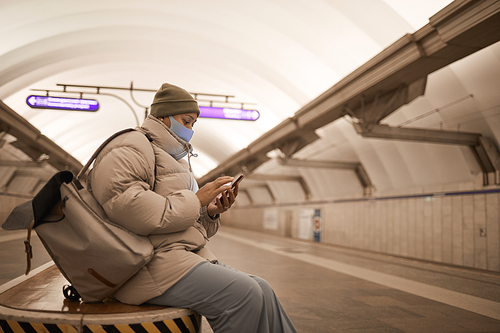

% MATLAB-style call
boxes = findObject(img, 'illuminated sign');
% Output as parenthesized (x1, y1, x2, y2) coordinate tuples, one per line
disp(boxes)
(199, 106, 260, 121)
(26, 95, 99, 112)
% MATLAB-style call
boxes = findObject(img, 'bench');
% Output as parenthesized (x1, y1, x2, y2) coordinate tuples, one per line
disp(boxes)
(0, 263, 201, 333)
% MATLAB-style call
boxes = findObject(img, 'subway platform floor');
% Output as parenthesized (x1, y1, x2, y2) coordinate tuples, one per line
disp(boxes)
(1, 226, 500, 332)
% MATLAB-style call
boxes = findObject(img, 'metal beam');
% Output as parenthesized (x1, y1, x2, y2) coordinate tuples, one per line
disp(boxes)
(355, 166, 373, 196)
(0, 100, 82, 174)
(349, 80, 428, 127)
(0, 169, 16, 190)
(471, 136, 500, 185)
(353, 123, 500, 185)
(198, 122, 319, 185)
(473, 137, 500, 172)
(277, 157, 373, 195)
(245, 174, 311, 201)
(0, 160, 47, 168)
(353, 123, 481, 145)
(278, 157, 359, 170)
(264, 185, 276, 203)
(239, 185, 275, 204)
(246, 174, 301, 182)
(294, 0, 500, 130)
(198, 0, 500, 186)
(239, 189, 254, 205)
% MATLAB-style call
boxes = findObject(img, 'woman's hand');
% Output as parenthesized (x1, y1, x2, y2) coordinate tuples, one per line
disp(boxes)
(207, 179, 240, 217)
(195, 176, 233, 208)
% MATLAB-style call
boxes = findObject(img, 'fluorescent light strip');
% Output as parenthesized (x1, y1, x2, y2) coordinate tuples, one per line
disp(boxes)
(199, 106, 259, 121)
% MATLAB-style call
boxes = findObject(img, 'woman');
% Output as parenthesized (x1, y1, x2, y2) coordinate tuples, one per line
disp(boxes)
(87, 83, 297, 333)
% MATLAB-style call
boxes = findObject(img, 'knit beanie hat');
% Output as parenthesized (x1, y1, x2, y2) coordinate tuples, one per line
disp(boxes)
(150, 83, 200, 117)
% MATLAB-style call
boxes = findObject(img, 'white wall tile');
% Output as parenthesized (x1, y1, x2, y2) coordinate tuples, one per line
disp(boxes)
(486, 193, 499, 271)
(423, 198, 433, 260)
(393, 199, 401, 255)
(452, 196, 464, 265)
(442, 196, 453, 264)
(432, 197, 443, 262)
(400, 199, 409, 256)
(473, 195, 487, 270)
(408, 199, 416, 258)
(386, 199, 394, 255)
(462, 195, 475, 268)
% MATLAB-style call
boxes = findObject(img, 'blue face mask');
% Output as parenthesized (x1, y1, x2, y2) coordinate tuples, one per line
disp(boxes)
(169, 116, 194, 142)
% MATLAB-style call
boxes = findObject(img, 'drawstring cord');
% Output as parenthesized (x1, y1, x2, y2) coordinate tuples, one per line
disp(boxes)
(188, 150, 199, 192)
(185, 144, 198, 172)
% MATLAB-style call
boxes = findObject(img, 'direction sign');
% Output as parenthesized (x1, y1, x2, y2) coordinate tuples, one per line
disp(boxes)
(26, 95, 99, 112)
(199, 106, 259, 121)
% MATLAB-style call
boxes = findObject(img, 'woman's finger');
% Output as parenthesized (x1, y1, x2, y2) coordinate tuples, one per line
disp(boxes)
(213, 176, 233, 188)
(220, 191, 229, 208)
(216, 196, 224, 210)
(226, 189, 235, 205)
(215, 185, 231, 197)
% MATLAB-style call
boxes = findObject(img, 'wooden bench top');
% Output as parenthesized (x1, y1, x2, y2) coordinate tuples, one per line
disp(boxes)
(0, 263, 165, 314)
(0, 263, 202, 333)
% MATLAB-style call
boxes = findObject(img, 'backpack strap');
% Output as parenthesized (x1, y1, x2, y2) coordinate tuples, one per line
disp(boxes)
(75, 128, 156, 188)
(143, 133, 156, 190)
(24, 219, 35, 275)
(75, 128, 136, 186)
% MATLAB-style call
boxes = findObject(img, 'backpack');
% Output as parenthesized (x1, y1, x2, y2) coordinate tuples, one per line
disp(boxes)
(4, 129, 154, 302)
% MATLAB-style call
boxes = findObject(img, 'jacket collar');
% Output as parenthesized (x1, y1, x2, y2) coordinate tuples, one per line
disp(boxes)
(139, 115, 193, 160)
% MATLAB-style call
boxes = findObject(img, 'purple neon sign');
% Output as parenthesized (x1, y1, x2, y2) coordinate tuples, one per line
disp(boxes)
(26, 95, 99, 112)
(199, 106, 260, 121)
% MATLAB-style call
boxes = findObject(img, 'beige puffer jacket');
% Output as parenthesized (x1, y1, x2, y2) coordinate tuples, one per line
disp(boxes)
(87, 115, 220, 305)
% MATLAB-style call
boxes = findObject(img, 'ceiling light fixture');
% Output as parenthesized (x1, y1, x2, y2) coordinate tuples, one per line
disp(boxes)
(28, 82, 259, 126)
(199, 106, 260, 121)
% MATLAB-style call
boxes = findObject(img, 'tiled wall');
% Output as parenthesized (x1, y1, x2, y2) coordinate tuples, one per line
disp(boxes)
(223, 192, 500, 272)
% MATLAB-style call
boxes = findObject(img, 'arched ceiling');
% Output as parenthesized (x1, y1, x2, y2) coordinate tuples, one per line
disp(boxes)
(0, 0, 454, 180)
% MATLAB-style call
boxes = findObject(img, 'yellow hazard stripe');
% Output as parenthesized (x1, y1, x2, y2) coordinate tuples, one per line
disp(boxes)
(0, 314, 200, 333)
(165, 319, 183, 333)
(0, 320, 78, 333)
(112, 324, 137, 333)
(139, 322, 161, 333)
(181, 316, 197, 332)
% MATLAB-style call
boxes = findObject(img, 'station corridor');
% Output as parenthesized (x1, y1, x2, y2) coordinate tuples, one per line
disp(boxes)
(2, 226, 499, 332)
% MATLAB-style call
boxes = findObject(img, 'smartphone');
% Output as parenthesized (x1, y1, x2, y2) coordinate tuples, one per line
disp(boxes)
(217, 174, 244, 202)
(231, 174, 244, 189)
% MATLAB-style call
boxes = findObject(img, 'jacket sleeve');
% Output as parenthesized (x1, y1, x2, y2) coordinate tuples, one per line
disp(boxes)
(90, 142, 201, 236)
(198, 206, 220, 239)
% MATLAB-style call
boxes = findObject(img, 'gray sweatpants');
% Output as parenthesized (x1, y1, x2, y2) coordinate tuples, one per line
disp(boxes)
(147, 260, 298, 333)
